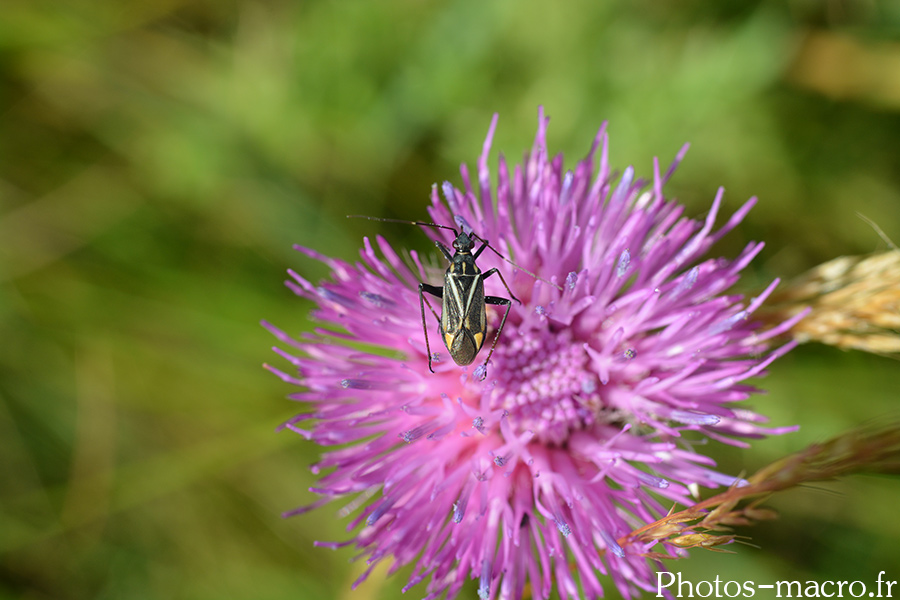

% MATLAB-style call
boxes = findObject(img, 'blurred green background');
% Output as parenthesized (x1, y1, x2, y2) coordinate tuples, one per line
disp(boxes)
(2, 1, 900, 599)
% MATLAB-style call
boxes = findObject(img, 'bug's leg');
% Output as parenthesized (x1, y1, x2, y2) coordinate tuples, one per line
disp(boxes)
(419, 283, 443, 373)
(481, 267, 521, 304)
(472, 240, 489, 260)
(434, 240, 454, 262)
(476, 295, 512, 380)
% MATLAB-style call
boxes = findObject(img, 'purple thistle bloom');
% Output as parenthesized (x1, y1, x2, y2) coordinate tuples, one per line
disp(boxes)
(265, 108, 805, 599)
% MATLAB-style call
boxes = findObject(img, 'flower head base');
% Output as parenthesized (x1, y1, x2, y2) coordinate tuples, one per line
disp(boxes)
(266, 109, 803, 599)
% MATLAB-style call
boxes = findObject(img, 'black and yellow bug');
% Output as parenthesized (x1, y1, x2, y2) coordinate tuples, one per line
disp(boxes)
(350, 216, 525, 378)
(419, 225, 519, 375)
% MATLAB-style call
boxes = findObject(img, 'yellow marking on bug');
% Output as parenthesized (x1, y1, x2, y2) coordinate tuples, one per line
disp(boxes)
(444, 332, 455, 350)
(473, 332, 484, 350)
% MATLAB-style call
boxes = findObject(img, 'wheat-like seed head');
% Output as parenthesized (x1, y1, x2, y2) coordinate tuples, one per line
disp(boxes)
(764, 250, 900, 355)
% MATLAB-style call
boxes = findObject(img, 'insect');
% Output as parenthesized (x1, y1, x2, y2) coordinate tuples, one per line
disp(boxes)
(350, 215, 543, 378)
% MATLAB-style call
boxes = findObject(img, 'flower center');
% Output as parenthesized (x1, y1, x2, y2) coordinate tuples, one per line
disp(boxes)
(486, 324, 600, 445)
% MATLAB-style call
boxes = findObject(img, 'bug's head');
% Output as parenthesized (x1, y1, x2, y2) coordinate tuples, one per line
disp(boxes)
(452, 231, 475, 254)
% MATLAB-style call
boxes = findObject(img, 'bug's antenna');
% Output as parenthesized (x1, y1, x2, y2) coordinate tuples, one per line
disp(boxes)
(472, 234, 564, 292)
(452, 214, 563, 291)
(347, 215, 458, 235)
(348, 214, 564, 292)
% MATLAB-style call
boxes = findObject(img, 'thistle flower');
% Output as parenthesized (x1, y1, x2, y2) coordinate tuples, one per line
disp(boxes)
(265, 109, 804, 600)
